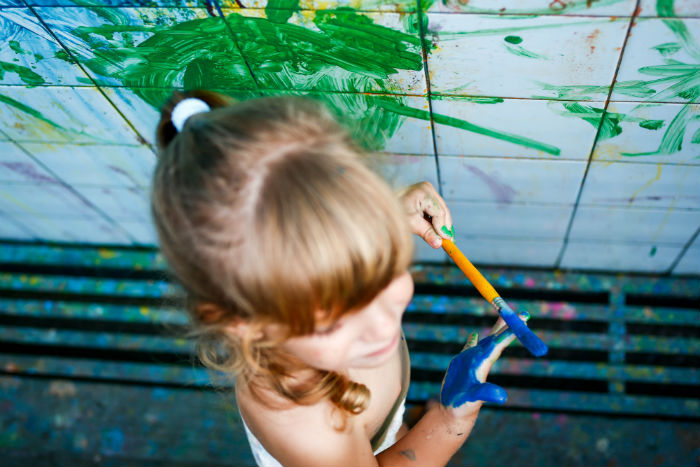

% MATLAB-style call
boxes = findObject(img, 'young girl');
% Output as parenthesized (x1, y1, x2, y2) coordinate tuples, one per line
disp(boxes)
(151, 90, 523, 467)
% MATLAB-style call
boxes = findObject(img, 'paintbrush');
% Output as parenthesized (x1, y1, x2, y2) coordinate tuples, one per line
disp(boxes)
(442, 238, 548, 357)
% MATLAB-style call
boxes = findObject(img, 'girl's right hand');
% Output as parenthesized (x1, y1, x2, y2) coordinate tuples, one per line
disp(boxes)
(439, 312, 529, 419)
(397, 181, 454, 249)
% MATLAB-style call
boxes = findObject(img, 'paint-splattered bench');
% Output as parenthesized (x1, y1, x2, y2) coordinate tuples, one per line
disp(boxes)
(1, 242, 698, 466)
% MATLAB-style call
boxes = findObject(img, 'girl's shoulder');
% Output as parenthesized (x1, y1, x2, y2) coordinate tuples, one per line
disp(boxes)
(236, 380, 378, 466)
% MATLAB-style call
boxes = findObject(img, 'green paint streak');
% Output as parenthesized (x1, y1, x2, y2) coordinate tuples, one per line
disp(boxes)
(536, 82, 611, 100)
(375, 98, 561, 155)
(440, 0, 626, 15)
(504, 43, 547, 59)
(403, 12, 427, 35)
(639, 119, 665, 130)
(656, 0, 675, 16)
(504, 35, 523, 44)
(432, 95, 504, 104)
(622, 104, 693, 156)
(649, 246, 657, 257)
(692, 127, 700, 144)
(0, 61, 45, 86)
(0, 93, 65, 130)
(436, 18, 610, 40)
(53, 50, 77, 64)
(661, 19, 700, 62)
(560, 103, 623, 140)
(652, 42, 682, 57)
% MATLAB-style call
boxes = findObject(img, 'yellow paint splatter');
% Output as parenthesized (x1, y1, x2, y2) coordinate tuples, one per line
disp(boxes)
(628, 164, 662, 205)
(98, 248, 116, 259)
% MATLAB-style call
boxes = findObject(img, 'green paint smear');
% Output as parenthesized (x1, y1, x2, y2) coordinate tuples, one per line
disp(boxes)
(622, 104, 694, 156)
(652, 42, 682, 57)
(504, 35, 523, 44)
(692, 127, 700, 144)
(0, 61, 45, 86)
(639, 119, 665, 130)
(432, 95, 504, 104)
(69, 7, 438, 150)
(265, 0, 299, 24)
(436, 18, 610, 40)
(0, 93, 65, 130)
(661, 19, 700, 63)
(504, 43, 547, 59)
(559, 103, 623, 140)
(9, 40, 30, 55)
(649, 246, 657, 257)
(376, 98, 561, 155)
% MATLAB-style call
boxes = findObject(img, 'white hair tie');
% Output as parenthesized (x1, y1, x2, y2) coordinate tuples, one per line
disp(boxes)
(171, 98, 211, 132)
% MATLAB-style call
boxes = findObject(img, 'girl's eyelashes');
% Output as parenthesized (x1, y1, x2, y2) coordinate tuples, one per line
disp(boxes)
(314, 321, 342, 336)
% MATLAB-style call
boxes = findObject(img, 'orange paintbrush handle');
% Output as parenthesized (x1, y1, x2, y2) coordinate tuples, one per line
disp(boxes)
(442, 238, 499, 304)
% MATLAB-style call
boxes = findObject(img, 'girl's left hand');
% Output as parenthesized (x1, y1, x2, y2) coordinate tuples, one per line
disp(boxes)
(440, 312, 529, 419)
(398, 181, 454, 248)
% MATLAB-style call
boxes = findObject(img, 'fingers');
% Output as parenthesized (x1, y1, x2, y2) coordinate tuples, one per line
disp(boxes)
(416, 182, 454, 242)
(489, 310, 529, 336)
(463, 331, 479, 350)
(409, 215, 443, 249)
(399, 182, 454, 248)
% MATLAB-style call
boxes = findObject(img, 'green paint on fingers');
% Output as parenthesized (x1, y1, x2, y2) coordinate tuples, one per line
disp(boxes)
(504, 35, 523, 44)
(441, 225, 455, 239)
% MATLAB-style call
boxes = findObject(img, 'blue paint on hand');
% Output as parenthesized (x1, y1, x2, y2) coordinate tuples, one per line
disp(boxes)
(440, 329, 514, 407)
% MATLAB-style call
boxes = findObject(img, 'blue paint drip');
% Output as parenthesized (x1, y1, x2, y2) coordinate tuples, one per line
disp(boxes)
(440, 329, 513, 407)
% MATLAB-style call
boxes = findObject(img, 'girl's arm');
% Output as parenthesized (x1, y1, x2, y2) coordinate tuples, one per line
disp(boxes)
(376, 317, 522, 467)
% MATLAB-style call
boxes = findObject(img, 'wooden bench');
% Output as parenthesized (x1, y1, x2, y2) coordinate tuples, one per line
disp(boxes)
(1, 241, 698, 466)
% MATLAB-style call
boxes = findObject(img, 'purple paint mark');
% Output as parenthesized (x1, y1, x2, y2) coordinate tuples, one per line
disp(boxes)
(108, 165, 140, 187)
(465, 165, 516, 205)
(1, 162, 57, 184)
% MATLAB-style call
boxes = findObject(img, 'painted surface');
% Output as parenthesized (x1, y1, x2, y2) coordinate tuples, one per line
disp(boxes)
(0, 0, 697, 274)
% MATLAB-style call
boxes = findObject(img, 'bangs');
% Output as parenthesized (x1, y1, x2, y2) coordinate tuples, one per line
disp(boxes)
(238, 147, 414, 337)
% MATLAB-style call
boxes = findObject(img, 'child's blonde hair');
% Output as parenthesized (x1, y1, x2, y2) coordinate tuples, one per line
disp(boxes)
(152, 90, 414, 415)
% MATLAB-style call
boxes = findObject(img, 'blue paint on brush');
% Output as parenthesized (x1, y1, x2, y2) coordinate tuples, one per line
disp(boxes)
(495, 298, 548, 357)
(440, 328, 514, 407)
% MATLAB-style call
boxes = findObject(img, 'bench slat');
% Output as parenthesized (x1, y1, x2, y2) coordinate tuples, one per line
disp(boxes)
(410, 353, 700, 384)
(0, 354, 212, 387)
(0, 243, 164, 270)
(0, 325, 192, 353)
(408, 382, 700, 418)
(0, 299, 188, 325)
(0, 273, 177, 298)
(408, 296, 611, 322)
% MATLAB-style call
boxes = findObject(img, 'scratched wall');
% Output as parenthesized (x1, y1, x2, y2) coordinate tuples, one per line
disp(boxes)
(0, 0, 698, 275)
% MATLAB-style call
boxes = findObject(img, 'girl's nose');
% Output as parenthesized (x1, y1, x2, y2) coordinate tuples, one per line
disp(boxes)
(363, 302, 400, 342)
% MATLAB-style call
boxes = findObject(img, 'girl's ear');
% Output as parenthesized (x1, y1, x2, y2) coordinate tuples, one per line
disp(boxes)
(225, 318, 270, 342)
